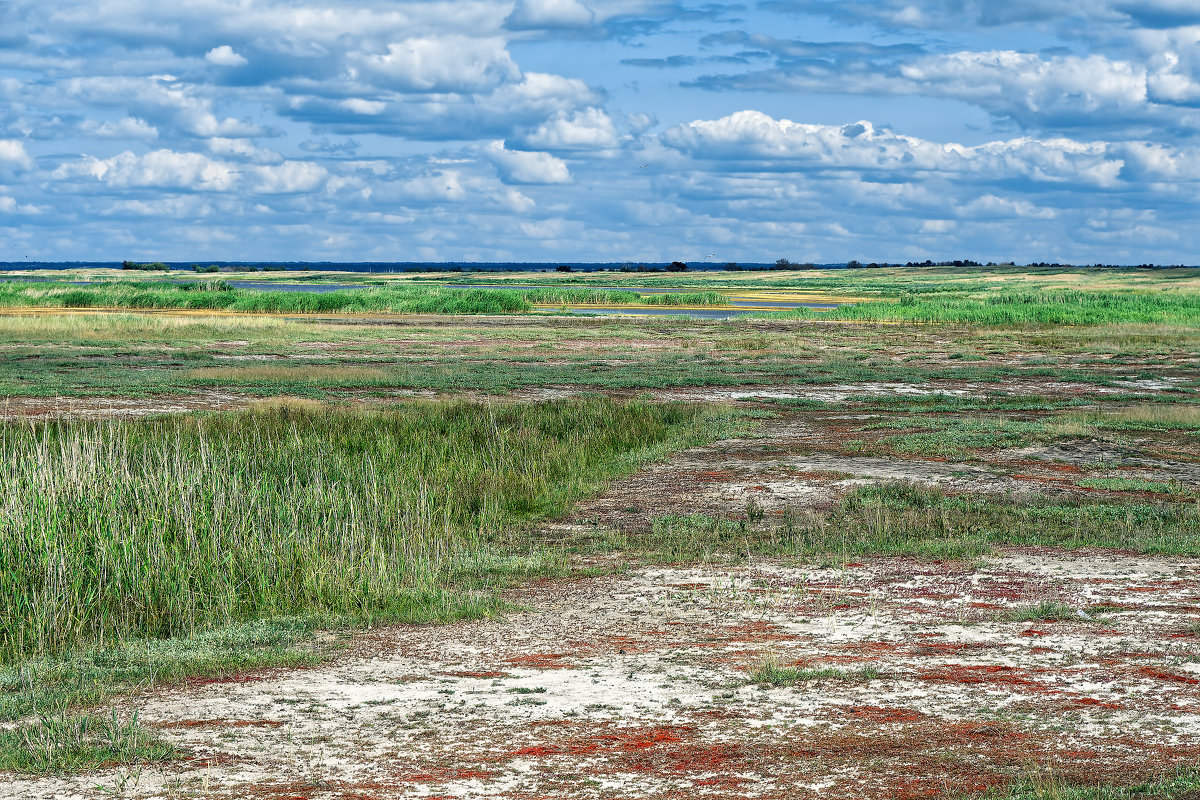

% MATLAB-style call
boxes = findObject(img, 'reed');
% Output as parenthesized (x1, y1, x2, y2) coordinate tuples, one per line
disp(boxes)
(0, 398, 733, 661)
(0, 282, 725, 314)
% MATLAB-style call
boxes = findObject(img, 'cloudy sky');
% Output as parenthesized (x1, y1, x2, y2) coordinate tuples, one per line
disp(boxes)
(2, 0, 1199, 263)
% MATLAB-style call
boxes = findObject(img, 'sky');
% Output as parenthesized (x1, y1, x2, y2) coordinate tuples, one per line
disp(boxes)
(1, 0, 1199, 264)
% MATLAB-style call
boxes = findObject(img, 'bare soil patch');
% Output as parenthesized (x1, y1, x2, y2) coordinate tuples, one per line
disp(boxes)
(12, 550, 1200, 800)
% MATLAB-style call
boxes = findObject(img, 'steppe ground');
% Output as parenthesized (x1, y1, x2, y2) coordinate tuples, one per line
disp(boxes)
(4, 266, 1200, 799)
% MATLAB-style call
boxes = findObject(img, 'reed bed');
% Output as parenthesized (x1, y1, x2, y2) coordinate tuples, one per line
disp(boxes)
(0, 282, 725, 314)
(0, 398, 730, 662)
(769, 290, 1200, 326)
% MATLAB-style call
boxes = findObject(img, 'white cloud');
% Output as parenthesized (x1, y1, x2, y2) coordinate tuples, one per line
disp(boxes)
(80, 117, 159, 140)
(56, 149, 238, 191)
(339, 98, 388, 115)
(249, 161, 329, 193)
(352, 36, 518, 93)
(483, 140, 572, 183)
(65, 77, 260, 138)
(204, 45, 247, 67)
(506, 0, 597, 30)
(206, 137, 282, 164)
(662, 111, 1130, 188)
(0, 139, 32, 170)
(0, 195, 40, 214)
(898, 51, 1149, 123)
(518, 107, 619, 150)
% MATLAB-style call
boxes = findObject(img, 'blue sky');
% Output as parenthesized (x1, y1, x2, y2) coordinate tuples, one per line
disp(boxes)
(2, 0, 1199, 263)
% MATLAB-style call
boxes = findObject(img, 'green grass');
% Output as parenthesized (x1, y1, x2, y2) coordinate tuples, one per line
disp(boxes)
(1077, 478, 1190, 494)
(641, 291, 725, 305)
(0, 281, 725, 315)
(981, 767, 1200, 799)
(628, 484, 1200, 563)
(1006, 601, 1081, 622)
(0, 618, 321, 721)
(866, 415, 1092, 457)
(0, 398, 741, 663)
(768, 290, 1200, 326)
(0, 708, 173, 774)
(749, 654, 881, 686)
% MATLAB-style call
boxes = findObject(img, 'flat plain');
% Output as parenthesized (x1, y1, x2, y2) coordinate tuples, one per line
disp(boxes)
(3, 265, 1200, 799)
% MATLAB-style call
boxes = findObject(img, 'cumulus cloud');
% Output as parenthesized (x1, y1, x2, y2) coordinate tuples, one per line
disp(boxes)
(687, 46, 1200, 134)
(759, 0, 1114, 30)
(516, 107, 620, 150)
(351, 36, 519, 93)
(0, 139, 33, 171)
(204, 45, 247, 67)
(248, 161, 329, 193)
(4, 0, 1200, 262)
(660, 110, 1135, 188)
(280, 71, 601, 140)
(64, 77, 261, 138)
(506, 0, 597, 30)
(483, 140, 572, 183)
(57, 149, 239, 191)
(79, 117, 159, 140)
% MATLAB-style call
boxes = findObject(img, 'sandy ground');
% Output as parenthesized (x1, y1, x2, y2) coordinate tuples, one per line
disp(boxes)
(7, 377, 1200, 799)
(11, 551, 1200, 800)
(3, 375, 1186, 421)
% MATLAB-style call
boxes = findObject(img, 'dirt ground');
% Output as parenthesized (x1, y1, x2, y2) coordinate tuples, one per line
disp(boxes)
(11, 549, 1200, 800)
(6, 372, 1200, 799)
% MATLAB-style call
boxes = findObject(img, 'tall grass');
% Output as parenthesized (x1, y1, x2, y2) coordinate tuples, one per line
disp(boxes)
(0, 282, 725, 314)
(770, 290, 1200, 326)
(0, 398, 734, 661)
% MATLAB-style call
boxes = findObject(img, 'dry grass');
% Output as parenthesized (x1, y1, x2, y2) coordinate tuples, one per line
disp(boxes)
(1102, 403, 1200, 427)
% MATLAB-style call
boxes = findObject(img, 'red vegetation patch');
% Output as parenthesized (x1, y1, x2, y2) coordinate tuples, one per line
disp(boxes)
(1067, 697, 1123, 711)
(179, 668, 292, 690)
(390, 767, 496, 784)
(918, 664, 1053, 692)
(504, 652, 574, 669)
(838, 705, 926, 723)
(1139, 666, 1200, 685)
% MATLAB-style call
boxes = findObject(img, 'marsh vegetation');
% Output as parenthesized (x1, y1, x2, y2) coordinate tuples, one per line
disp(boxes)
(3, 264, 1200, 797)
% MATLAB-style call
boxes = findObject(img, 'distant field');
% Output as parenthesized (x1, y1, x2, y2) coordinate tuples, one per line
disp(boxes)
(0, 280, 725, 315)
(7, 263, 1197, 325)
(4, 265, 1200, 796)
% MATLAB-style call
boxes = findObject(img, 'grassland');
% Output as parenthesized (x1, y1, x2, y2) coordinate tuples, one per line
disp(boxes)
(0, 280, 724, 314)
(4, 265, 1200, 797)
(1, 398, 739, 686)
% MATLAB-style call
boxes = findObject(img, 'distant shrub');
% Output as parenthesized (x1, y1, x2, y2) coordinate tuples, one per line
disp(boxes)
(193, 265, 220, 273)
(231, 265, 260, 273)
(262, 265, 286, 272)
(122, 261, 170, 271)
(179, 279, 233, 292)
(774, 258, 793, 270)
(666, 261, 687, 272)
(556, 265, 572, 272)
(723, 262, 742, 271)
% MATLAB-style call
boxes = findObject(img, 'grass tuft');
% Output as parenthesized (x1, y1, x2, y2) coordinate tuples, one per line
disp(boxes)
(0, 709, 173, 774)
(749, 653, 881, 686)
